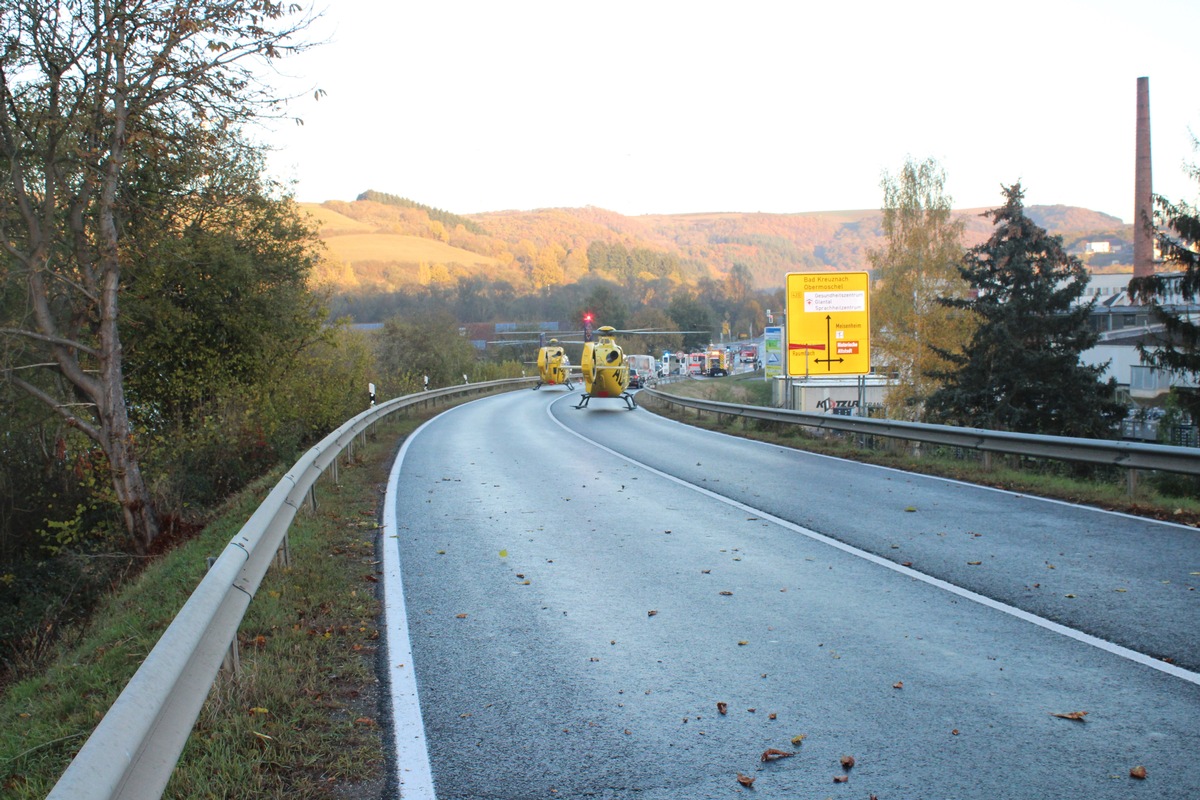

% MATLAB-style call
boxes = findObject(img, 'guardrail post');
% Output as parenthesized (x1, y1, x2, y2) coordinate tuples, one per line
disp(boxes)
(274, 534, 291, 570)
(307, 485, 318, 514)
(205, 557, 242, 678)
(1127, 468, 1138, 498)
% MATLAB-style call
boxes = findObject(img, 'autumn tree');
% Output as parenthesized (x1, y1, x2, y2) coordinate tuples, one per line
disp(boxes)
(667, 294, 717, 350)
(867, 157, 975, 420)
(376, 310, 478, 392)
(121, 144, 327, 430)
(531, 244, 565, 289)
(0, 0, 314, 552)
(926, 184, 1124, 437)
(1128, 138, 1200, 419)
(626, 307, 683, 356)
(725, 263, 754, 305)
(576, 281, 629, 330)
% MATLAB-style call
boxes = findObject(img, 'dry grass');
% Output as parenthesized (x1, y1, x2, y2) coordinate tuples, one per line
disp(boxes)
(322, 233, 500, 267)
(297, 203, 377, 236)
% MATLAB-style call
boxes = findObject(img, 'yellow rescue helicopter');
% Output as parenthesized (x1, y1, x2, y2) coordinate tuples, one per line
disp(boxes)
(487, 315, 707, 408)
(534, 335, 574, 390)
(576, 324, 636, 410)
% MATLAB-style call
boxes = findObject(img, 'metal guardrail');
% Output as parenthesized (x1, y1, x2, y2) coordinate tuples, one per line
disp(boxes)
(47, 377, 534, 800)
(642, 388, 1200, 478)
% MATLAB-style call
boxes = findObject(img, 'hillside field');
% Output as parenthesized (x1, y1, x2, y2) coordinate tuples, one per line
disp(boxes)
(322, 233, 500, 268)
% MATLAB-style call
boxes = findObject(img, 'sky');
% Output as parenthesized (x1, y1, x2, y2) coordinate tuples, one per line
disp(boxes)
(262, 0, 1200, 224)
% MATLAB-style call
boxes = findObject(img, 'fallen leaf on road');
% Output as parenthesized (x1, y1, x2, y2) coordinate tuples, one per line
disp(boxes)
(967, 560, 982, 566)
(719, 590, 733, 596)
(455, 613, 468, 619)
(905, 506, 917, 512)
(736, 773, 755, 787)
(1130, 765, 1147, 779)
(761, 748, 795, 762)
(790, 734, 807, 746)
(841, 755, 856, 769)
(1050, 711, 1089, 721)
(717, 702, 728, 715)
(893, 681, 904, 689)
(833, 774, 848, 783)
(647, 610, 658, 617)
(738, 640, 749, 646)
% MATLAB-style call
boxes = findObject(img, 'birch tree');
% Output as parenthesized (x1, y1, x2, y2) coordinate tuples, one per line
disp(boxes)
(0, 0, 315, 553)
(867, 157, 975, 420)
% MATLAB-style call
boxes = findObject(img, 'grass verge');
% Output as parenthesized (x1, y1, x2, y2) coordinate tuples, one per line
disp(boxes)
(0, 412, 424, 799)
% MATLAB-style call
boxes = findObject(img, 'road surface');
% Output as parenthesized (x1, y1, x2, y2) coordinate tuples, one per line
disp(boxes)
(381, 387, 1200, 799)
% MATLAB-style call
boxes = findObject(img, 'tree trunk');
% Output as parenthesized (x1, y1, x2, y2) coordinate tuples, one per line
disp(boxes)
(96, 271, 160, 554)
(97, 395, 160, 555)
(92, 93, 161, 555)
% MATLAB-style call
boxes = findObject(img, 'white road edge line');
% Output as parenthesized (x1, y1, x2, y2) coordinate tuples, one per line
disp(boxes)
(549, 399, 1200, 687)
(382, 416, 441, 800)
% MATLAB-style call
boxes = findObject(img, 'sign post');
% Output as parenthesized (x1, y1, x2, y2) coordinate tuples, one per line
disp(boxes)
(762, 326, 783, 380)
(785, 272, 871, 377)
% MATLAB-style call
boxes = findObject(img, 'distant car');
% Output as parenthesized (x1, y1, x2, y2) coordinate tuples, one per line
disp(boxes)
(628, 368, 643, 389)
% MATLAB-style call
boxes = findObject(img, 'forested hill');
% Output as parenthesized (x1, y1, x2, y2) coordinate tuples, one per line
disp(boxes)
(303, 191, 1132, 299)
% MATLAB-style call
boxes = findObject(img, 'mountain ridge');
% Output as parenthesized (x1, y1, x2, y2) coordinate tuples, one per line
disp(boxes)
(302, 195, 1134, 296)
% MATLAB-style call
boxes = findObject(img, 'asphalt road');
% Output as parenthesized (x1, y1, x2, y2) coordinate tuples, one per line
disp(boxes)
(382, 387, 1200, 799)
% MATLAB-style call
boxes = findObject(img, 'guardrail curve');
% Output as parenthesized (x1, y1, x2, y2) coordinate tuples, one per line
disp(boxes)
(46, 378, 534, 800)
(641, 388, 1200, 478)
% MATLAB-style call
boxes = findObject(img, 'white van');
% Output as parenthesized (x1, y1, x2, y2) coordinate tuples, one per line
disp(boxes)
(625, 354, 656, 383)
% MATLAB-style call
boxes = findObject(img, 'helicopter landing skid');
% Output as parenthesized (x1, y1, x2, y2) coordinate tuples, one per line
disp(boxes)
(574, 392, 636, 410)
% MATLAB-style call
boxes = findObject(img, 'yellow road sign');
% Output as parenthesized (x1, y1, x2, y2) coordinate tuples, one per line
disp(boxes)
(785, 271, 871, 376)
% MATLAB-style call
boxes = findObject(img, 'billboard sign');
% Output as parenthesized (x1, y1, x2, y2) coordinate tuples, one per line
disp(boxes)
(785, 272, 871, 376)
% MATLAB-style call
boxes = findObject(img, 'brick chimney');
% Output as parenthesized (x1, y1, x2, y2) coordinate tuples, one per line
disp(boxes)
(1133, 76, 1154, 278)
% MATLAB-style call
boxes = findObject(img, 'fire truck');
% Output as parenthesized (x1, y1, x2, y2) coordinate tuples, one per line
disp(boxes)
(704, 348, 730, 377)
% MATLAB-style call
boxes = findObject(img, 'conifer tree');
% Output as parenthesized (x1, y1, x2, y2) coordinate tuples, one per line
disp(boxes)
(926, 184, 1124, 437)
(1128, 142, 1200, 419)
